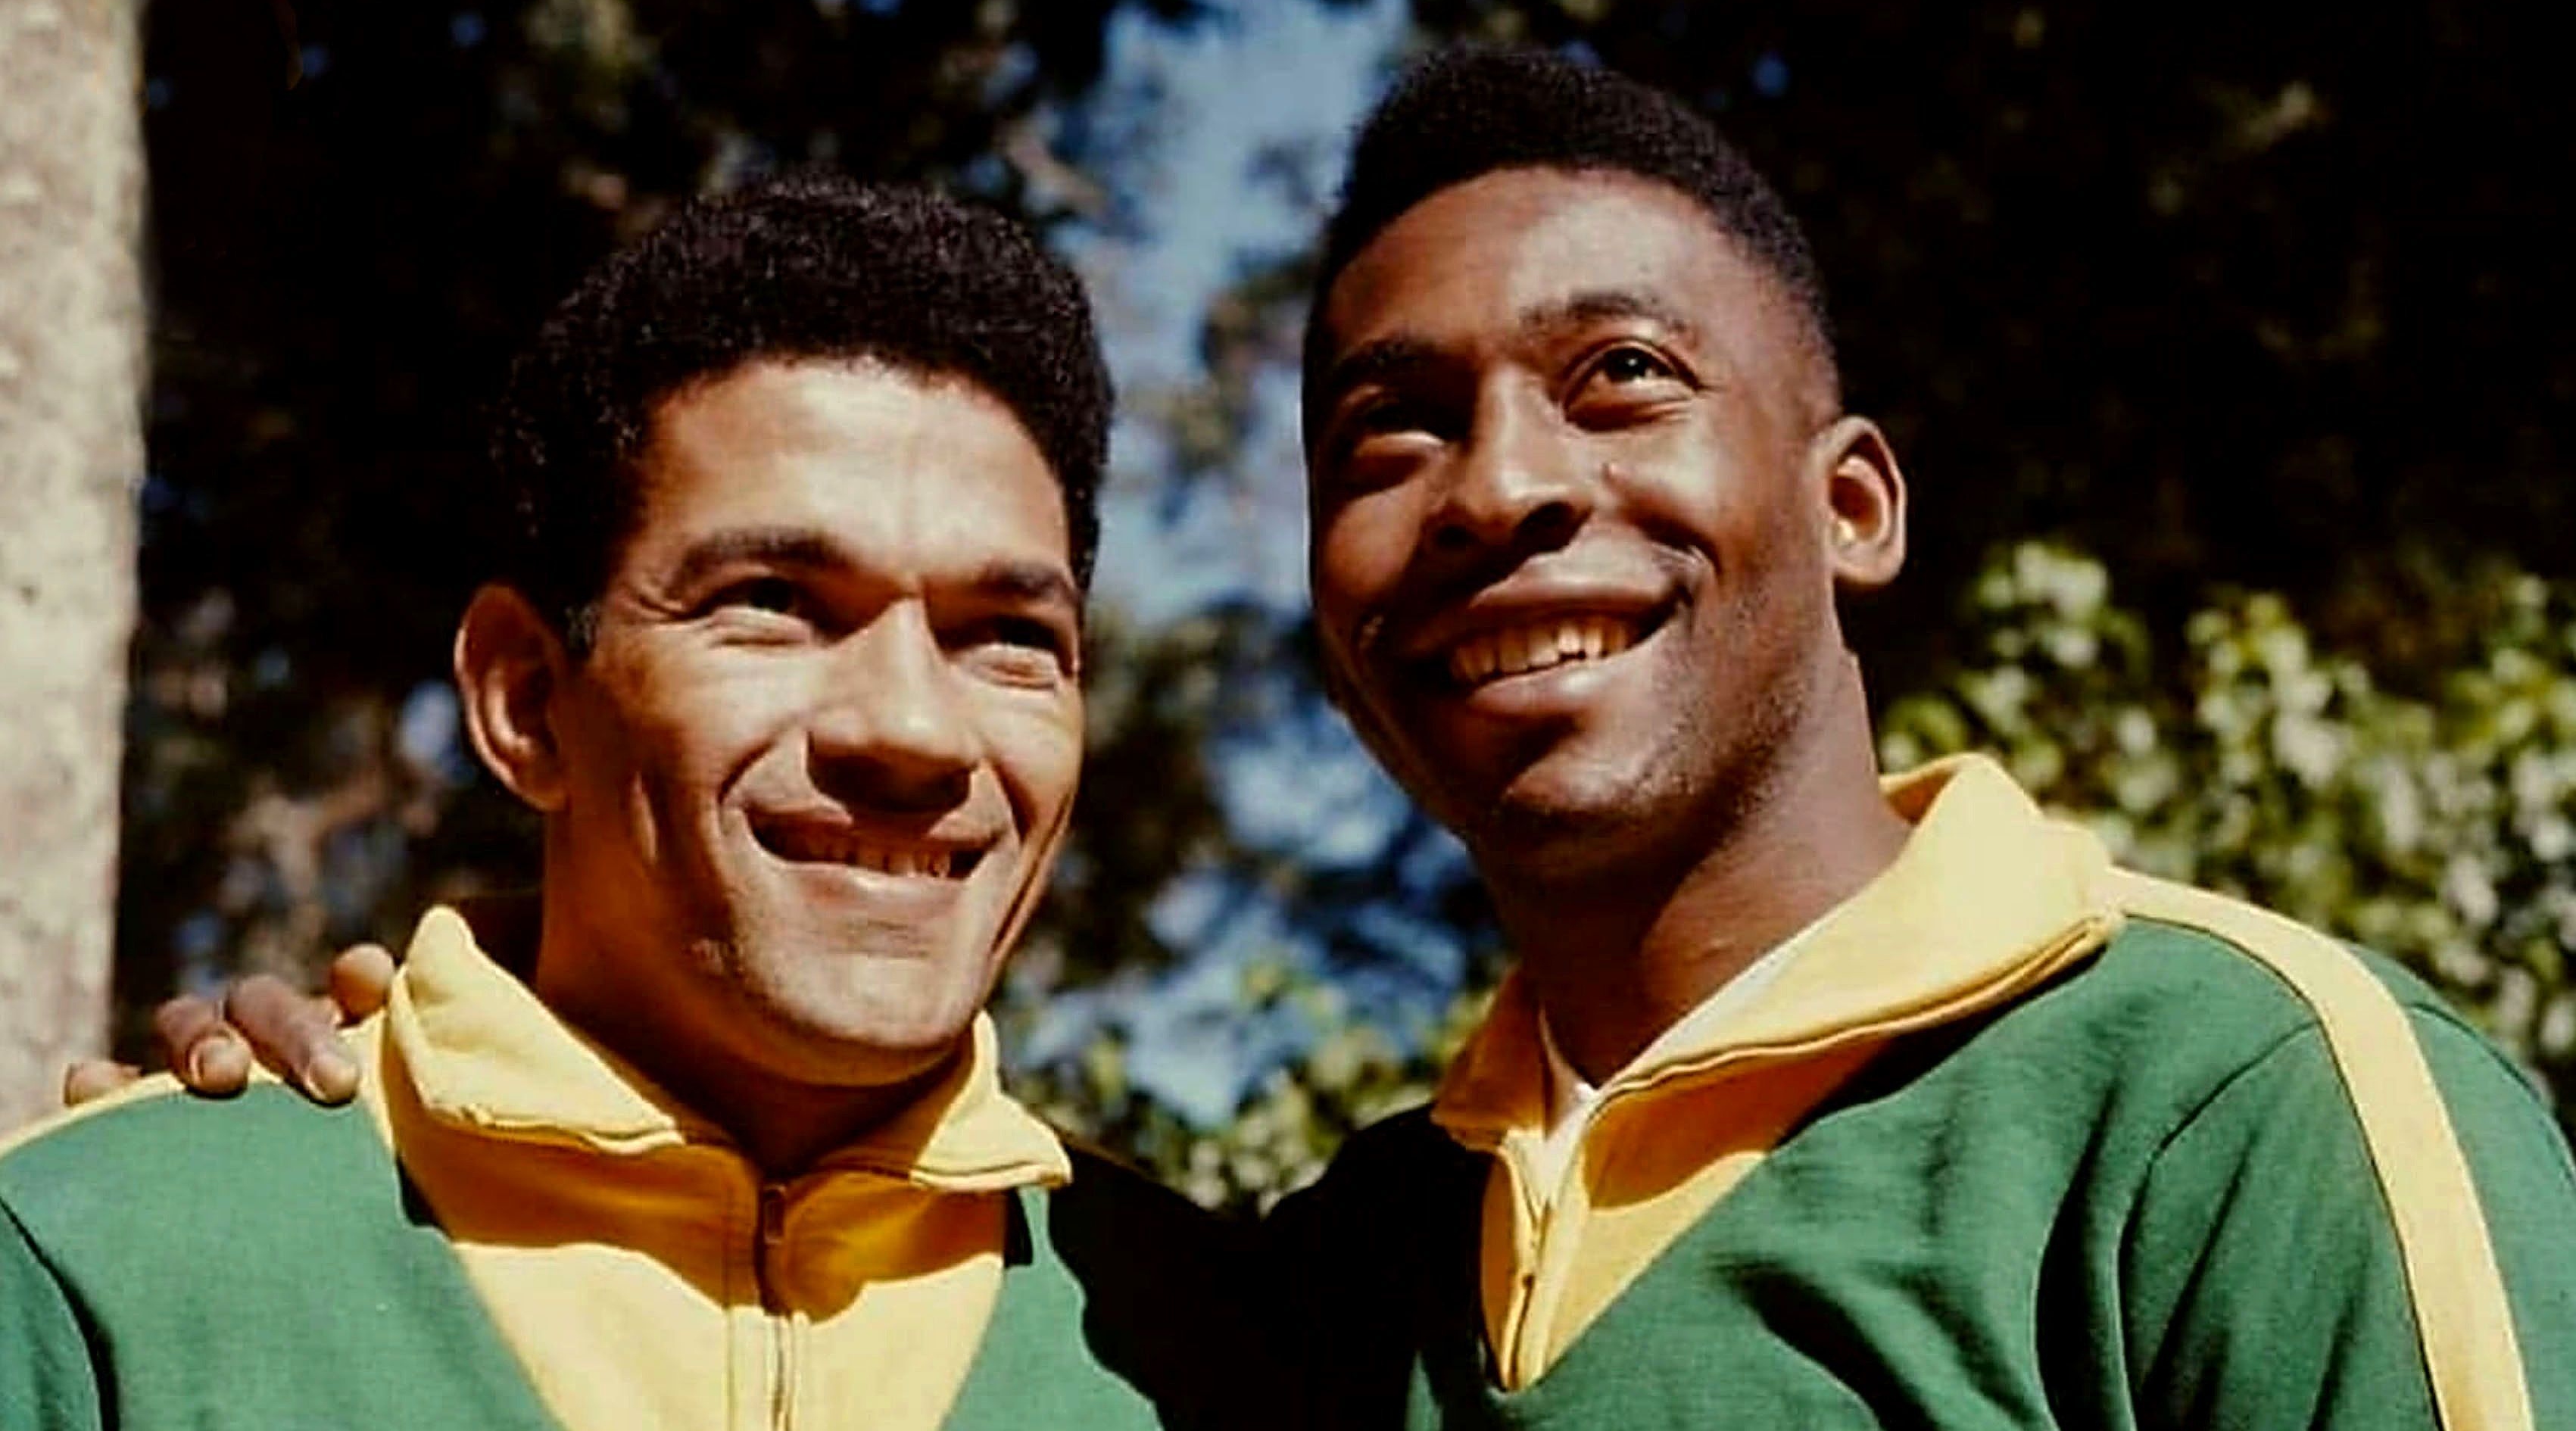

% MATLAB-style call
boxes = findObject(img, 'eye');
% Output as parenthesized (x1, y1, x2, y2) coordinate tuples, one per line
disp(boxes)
(1566, 342, 1695, 428)
(987, 616, 1068, 656)
(1321, 395, 1452, 497)
(1596, 345, 1679, 385)
(1330, 398, 1433, 458)
(694, 576, 825, 641)
(711, 576, 806, 616)
(1354, 394, 1443, 435)
(956, 615, 1077, 687)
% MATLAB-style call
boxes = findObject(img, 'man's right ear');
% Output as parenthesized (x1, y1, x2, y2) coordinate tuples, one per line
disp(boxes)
(454, 584, 573, 812)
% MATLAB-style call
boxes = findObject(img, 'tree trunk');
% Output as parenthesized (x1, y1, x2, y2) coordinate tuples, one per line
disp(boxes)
(0, 0, 145, 1133)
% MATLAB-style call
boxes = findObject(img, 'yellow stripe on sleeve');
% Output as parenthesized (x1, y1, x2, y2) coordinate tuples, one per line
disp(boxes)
(2113, 872, 2533, 1431)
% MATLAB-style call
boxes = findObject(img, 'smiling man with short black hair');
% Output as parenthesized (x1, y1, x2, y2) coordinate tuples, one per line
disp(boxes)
(1274, 46, 2576, 1430)
(0, 174, 1232, 1431)
(50, 47, 2576, 1431)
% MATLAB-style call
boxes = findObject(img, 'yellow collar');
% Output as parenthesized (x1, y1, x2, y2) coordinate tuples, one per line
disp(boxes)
(385, 906, 1070, 1191)
(1433, 755, 2122, 1147)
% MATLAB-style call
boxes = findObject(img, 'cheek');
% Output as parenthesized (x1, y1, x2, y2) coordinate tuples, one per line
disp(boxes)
(1632, 441, 1806, 578)
(985, 698, 1085, 829)
(1311, 494, 1422, 634)
(584, 657, 800, 818)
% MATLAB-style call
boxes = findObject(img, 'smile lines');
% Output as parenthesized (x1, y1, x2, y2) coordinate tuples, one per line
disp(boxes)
(1444, 615, 1639, 687)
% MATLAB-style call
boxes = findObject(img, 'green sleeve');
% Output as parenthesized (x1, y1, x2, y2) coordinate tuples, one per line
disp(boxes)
(0, 1199, 106, 1431)
(2412, 1013, 2576, 1430)
(2122, 1014, 2576, 1430)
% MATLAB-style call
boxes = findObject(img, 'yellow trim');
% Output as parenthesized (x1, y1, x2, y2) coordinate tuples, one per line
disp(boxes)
(1433, 756, 2116, 1149)
(393, 906, 1071, 1189)
(0, 1062, 293, 1161)
(366, 907, 1065, 1430)
(1480, 1037, 1885, 1388)
(2111, 872, 2534, 1431)
(1434, 756, 2124, 1385)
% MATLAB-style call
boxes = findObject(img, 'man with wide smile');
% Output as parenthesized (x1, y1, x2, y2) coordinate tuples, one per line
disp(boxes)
(516, 352, 1088, 1170)
(1274, 47, 2576, 1429)
(2, 174, 1233, 1430)
(70, 45, 2576, 1431)
(1305, 157, 1901, 1015)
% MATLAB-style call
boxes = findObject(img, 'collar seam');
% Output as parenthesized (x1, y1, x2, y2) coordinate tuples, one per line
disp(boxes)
(1436, 910, 2119, 1143)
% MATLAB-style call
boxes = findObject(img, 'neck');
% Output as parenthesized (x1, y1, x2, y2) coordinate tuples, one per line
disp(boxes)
(1487, 653, 1910, 1084)
(630, 1030, 951, 1178)
(527, 887, 953, 1179)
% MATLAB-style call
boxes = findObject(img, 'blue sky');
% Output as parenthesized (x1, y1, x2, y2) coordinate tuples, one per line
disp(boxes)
(1004, 1, 1478, 1123)
(1074, 0, 1408, 623)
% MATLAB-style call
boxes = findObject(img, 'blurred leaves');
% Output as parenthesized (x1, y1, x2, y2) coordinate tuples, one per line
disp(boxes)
(1081, 542, 2576, 1211)
(1015, 958, 1489, 1210)
(1884, 542, 2576, 1116)
(122, 0, 1219, 1034)
(122, 1, 2575, 1207)
(1413, 0, 2574, 699)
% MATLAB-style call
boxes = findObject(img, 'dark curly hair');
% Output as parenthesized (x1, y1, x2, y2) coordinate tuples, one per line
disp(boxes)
(1305, 45, 1835, 414)
(491, 173, 1110, 650)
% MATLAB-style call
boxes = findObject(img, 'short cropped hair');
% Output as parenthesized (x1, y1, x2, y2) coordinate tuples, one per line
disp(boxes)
(1306, 45, 1835, 410)
(491, 173, 1110, 648)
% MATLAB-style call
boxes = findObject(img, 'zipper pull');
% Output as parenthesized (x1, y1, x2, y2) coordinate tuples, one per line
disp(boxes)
(759, 1183, 788, 1247)
(756, 1183, 789, 1311)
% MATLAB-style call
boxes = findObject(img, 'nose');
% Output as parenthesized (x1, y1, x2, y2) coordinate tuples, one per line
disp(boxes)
(807, 604, 980, 809)
(1427, 382, 1592, 560)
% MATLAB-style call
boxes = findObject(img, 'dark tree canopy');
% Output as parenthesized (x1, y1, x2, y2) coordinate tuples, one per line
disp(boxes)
(122, 0, 2576, 1190)
(1414, 1, 2573, 688)
(126, 0, 1202, 1027)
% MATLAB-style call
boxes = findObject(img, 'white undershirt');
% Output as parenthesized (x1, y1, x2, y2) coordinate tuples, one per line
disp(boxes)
(1528, 923, 1820, 1204)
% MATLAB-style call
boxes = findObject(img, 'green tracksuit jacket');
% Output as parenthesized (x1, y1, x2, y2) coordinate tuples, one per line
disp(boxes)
(1274, 757, 2576, 1429)
(0, 910, 1243, 1431)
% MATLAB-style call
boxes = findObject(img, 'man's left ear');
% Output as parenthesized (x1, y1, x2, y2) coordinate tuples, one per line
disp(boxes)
(1810, 414, 1908, 592)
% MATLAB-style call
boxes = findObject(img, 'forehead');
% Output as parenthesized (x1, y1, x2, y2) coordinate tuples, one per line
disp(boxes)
(1318, 167, 1812, 385)
(629, 358, 1071, 572)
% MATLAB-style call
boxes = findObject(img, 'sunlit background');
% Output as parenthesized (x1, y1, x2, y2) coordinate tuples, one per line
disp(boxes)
(123, 0, 2576, 1205)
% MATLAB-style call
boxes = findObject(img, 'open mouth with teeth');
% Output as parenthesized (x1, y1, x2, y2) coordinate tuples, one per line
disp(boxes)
(755, 823, 986, 880)
(1437, 613, 1654, 690)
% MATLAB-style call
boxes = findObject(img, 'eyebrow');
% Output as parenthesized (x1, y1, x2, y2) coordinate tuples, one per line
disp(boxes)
(966, 560, 1083, 613)
(1317, 290, 1705, 410)
(1518, 289, 1704, 347)
(666, 527, 1080, 611)
(1318, 335, 1445, 410)
(666, 527, 849, 593)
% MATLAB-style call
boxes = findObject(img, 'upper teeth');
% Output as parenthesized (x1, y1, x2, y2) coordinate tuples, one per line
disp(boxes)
(778, 829, 959, 878)
(856, 846, 953, 879)
(1446, 617, 1635, 685)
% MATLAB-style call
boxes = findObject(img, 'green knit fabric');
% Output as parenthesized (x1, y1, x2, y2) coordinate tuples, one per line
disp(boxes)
(1276, 921, 2576, 1429)
(0, 1093, 1246, 1429)
(0, 1088, 563, 1430)
(950, 1149, 1254, 1431)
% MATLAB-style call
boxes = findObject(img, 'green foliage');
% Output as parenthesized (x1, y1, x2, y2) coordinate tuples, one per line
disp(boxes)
(116, 1, 2576, 1207)
(1882, 542, 2576, 1124)
(119, 0, 1210, 1037)
(1053, 541, 2576, 1209)
(1017, 962, 1484, 1211)
(1405, 0, 2576, 700)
